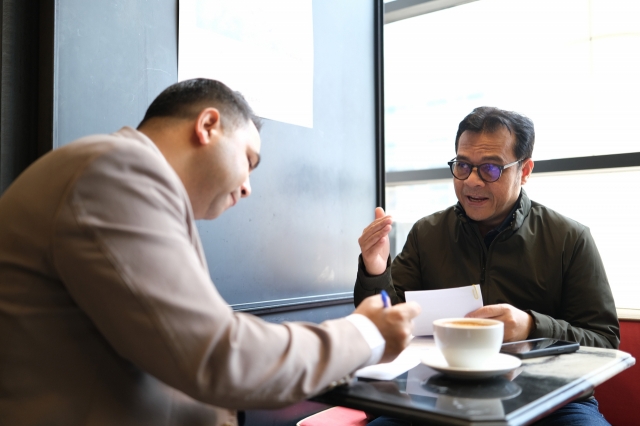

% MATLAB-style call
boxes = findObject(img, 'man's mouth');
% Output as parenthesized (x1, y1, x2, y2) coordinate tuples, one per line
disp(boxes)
(466, 195, 488, 203)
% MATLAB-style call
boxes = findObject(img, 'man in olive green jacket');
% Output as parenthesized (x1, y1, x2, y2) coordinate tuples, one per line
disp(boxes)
(355, 106, 618, 425)
(355, 189, 618, 348)
(355, 107, 618, 425)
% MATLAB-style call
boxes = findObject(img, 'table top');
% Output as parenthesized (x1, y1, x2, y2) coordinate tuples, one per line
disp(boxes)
(314, 337, 635, 426)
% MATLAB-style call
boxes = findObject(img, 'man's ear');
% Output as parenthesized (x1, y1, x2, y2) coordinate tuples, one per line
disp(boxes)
(520, 158, 534, 185)
(194, 108, 222, 146)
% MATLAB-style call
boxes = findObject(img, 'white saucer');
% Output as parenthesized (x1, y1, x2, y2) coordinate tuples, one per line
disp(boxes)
(421, 351, 522, 380)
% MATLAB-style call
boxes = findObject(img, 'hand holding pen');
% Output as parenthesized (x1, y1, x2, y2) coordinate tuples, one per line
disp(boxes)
(354, 290, 420, 363)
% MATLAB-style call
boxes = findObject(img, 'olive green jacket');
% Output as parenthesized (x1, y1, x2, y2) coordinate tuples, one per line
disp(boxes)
(354, 190, 619, 349)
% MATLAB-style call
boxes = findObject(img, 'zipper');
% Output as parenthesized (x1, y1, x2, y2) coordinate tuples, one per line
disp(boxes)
(469, 225, 487, 284)
(478, 213, 517, 285)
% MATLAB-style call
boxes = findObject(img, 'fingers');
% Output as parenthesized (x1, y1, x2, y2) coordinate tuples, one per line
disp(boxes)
(466, 304, 533, 342)
(358, 210, 393, 275)
(465, 304, 506, 319)
(395, 301, 421, 319)
(366, 208, 393, 233)
(382, 303, 420, 338)
(361, 216, 393, 238)
(358, 227, 391, 255)
(356, 293, 384, 312)
(384, 302, 421, 341)
(358, 216, 393, 252)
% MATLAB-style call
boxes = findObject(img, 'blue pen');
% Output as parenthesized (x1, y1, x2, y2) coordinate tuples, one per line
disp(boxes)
(380, 289, 391, 308)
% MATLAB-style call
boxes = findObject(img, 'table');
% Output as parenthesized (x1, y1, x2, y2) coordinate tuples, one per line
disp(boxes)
(313, 338, 635, 426)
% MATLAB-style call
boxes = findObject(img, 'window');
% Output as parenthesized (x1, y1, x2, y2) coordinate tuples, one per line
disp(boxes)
(384, 0, 640, 312)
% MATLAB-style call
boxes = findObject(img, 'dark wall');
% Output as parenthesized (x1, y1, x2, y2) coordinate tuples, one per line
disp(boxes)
(0, 0, 40, 193)
(196, 0, 377, 311)
(52, 0, 379, 316)
(53, 0, 178, 145)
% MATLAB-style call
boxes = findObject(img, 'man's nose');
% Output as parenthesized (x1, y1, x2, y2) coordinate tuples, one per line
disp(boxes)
(240, 177, 251, 198)
(466, 167, 485, 186)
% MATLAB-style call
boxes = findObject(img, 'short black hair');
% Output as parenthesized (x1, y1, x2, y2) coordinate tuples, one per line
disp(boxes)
(138, 78, 262, 131)
(455, 107, 535, 161)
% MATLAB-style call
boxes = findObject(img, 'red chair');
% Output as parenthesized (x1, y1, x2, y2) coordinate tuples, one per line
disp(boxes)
(595, 320, 640, 426)
(296, 406, 368, 426)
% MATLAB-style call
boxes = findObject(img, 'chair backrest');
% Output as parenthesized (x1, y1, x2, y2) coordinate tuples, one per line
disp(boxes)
(595, 320, 640, 426)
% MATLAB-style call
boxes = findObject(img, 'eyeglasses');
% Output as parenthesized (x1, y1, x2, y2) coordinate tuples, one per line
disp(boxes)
(447, 158, 521, 183)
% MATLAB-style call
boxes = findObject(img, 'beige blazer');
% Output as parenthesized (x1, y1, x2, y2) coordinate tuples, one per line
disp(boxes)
(0, 127, 371, 426)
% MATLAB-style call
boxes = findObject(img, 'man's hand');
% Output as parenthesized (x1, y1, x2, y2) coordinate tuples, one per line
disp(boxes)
(465, 304, 533, 342)
(355, 295, 421, 363)
(358, 207, 393, 276)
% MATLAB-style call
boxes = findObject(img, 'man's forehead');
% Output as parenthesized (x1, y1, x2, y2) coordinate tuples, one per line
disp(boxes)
(458, 128, 516, 157)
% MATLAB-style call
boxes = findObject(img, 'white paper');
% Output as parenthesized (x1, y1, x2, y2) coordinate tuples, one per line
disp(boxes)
(178, 0, 314, 128)
(405, 285, 483, 336)
(355, 344, 424, 381)
(356, 337, 436, 381)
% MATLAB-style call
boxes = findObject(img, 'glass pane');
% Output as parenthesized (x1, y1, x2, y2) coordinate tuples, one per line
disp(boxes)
(385, 0, 640, 172)
(525, 168, 640, 309)
(385, 181, 457, 257)
(386, 168, 640, 309)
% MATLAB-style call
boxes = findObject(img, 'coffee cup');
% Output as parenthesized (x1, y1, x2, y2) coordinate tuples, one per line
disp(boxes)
(433, 318, 504, 369)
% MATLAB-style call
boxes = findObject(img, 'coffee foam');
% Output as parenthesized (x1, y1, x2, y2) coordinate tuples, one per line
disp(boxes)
(442, 319, 500, 328)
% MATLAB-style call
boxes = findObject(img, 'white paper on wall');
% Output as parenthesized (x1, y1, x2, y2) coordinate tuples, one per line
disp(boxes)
(178, 0, 314, 128)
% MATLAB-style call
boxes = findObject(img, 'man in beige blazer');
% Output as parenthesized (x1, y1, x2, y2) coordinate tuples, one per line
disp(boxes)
(0, 79, 420, 426)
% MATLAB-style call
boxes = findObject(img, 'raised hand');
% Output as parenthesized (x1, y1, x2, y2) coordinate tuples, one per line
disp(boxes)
(465, 303, 533, 342)
(355, 295, 421, 363)
(358, 207, 393, 276)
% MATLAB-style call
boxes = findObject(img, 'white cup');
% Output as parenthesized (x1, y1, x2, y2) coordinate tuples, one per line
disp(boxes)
(433, 318, 504, 369)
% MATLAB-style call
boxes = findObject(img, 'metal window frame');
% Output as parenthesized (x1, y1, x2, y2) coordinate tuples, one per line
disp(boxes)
(387, 152, 640, 185)
(384, 0, 479, 24)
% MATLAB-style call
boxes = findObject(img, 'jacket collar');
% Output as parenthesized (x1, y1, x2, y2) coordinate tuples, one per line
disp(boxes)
(113, 126, 164, 157)
(513, 189, 531, 231)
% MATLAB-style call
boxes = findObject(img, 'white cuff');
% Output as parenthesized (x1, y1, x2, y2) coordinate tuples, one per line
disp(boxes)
(346, 313, 385, 366)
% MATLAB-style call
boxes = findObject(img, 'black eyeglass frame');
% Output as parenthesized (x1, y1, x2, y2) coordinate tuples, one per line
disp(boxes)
(447, 158, 522, 183)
